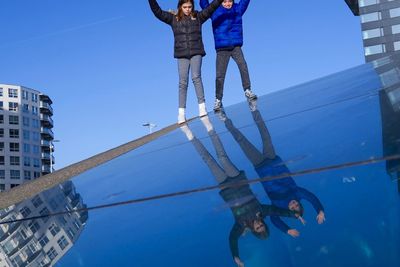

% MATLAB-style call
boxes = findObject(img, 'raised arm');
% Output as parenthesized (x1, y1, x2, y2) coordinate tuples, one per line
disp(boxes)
(229, 223, 244, 260)
(238, 0, 251, 15)
(261, 204, 297, 218)
(297, 187, 324, 213)
(148, 0, 173, 25)
(199, 0, 210, 9)
(198, 0, 223, 23)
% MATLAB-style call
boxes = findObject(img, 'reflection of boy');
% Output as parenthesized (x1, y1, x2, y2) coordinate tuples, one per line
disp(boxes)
(222, 106, 325, 237)
(181, 117, 297, 267)
(199, 0, 257, 112)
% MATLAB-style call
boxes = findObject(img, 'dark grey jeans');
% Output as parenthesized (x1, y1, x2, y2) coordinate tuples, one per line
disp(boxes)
(178, 55, 205, 108)
(216, 46, 251, 100)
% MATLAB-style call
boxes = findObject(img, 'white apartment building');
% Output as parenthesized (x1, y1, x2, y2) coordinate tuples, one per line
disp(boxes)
(0, 84, 54, 192)
(0, 181, 88, 267)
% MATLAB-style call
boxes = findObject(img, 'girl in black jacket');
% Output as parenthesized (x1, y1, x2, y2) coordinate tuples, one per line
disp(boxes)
(149, 0, 223, 123)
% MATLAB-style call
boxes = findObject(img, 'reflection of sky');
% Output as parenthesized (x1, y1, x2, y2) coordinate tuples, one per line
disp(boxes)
(50, 61, 400, 266)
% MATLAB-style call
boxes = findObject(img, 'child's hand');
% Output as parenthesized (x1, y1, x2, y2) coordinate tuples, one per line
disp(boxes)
(316, 211, 325, 224)
(287, 229, 300, 238)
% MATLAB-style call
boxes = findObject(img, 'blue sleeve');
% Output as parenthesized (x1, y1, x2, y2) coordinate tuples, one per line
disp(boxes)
(271, 216, 290, 234)
(199, 0, 210, 9)
(238, 0, 251, 15)
(297, 187, 324, 213)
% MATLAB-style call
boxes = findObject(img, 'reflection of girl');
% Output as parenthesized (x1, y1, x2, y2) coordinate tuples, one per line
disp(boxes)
(148, 0, 223, 123)
(221, 104, 325, 238)
(180, 116, 297, 267)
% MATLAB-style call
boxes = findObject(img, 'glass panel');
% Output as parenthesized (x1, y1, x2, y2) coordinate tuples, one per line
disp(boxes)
(362, 28, 383, 39)
(361, 12, 381, 23)
(390, 7, 400, 18)
(365, 44, 385, 55)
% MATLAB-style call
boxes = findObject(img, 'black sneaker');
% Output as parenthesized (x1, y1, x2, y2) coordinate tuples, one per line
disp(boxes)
(213, 98, 223, 112)
(244, 89, 257, 101)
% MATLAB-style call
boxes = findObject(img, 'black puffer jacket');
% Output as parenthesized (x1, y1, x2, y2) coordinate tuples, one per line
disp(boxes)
(149, 0, 223, 59)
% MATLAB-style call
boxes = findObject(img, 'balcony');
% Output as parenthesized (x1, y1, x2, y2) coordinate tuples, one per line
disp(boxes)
(40, 114, 54, 128)
(40, 127, 54, 140)
(41, 152, 54, 164)
(39, 102, 53, 115)
(39, 94, 53, 104)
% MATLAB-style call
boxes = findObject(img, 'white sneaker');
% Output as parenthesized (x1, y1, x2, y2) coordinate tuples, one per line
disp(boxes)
(199, 102, 207, 117)
(200, 115, 213, 132)
(178, 108, 186, 124)
(180, 125, 194, 140)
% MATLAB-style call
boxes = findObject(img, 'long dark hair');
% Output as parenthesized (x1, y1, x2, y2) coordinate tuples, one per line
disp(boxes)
(176, 0, 197, 21)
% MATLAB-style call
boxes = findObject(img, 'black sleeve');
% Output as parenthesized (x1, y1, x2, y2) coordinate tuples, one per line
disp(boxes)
(229, 223, 244, 259)
(148, 0, 173, 25)
(198, 0, 223, 23)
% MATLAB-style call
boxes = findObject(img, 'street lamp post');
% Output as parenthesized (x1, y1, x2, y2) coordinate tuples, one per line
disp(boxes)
(50, 139, 60, 173)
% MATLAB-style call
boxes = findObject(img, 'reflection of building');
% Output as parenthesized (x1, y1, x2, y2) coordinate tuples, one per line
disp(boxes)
(0, 180, 88, 267)
(0, 84, 55, 192)
(345, 0, 400, 62)
(375, 54, 400, 193)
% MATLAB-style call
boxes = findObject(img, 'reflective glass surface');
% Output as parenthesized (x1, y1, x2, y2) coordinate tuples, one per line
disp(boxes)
(1, 55, 399, 267)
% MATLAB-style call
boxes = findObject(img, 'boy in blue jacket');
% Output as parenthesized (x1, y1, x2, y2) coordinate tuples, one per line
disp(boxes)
(200, 0, 257, 112)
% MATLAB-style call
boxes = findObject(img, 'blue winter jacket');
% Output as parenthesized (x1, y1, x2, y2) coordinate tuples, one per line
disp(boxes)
(199, 0, 250, 50)
(256, 156, 324, 233)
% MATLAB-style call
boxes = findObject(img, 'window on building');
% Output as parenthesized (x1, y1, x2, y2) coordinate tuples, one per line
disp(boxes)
(32, 106, 38, 115)
(0, 115, 3, 124)
(28, 221, 40, 234)
(33, 145, 39, 154)
(0, 184, 5, 192)
(23, 130, 30, 140)
(0, 101, 3, 110)
(10, 183, 20, 188)
(394, 41, 400, 51)
(22, 90, 29, 100)
(32, 119, 40, 128)
(10, 170, 20, 179)
(34, 171, 41, 178)
(390, 7, 400, 18)
(0, 88, 2, 96)
(38, 235, 49, 248)
(365, 44, 386, 56)
(33, 132, 39, 141)
(359, 0, 379, 7)
(24, 143, 31, 153)
(32, 93, 38, 103)
(0, 156, 4, 165)
(31, 195, 43, 208)
(8, 88, 18, 98)
(24, 170, 31, 180)
(9, 129, 19, 138)
(0, 142, 4, 151)
(24, 156, 31, 167)
(33, 158, 40, 168)
(0, 129, 3, 138)
(47, 247, 58, 261)
(57, 236, 70, 250)
(19, 206, 31, 217)
(9, 115, 19, 125)
(8, 102, 18, 111)
(23, 103, 29, 113)
(9, 142, 20, 152)
(22, 117, 29, 127)
(39, 207, 50, 223)
(10, 156, 20, 166)
(0, 170, 5, 179)
(392, 24, 400, 34)
(49, 223, 60, 236)
(363, 28, 384, 40)
(361, 12, 381, 23)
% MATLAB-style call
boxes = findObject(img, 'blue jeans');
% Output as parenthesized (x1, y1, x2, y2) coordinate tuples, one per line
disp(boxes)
(178, 55, 205, 108)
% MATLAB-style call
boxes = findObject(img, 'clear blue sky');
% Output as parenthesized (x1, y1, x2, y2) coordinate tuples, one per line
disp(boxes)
(0, 0, 364, 168)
